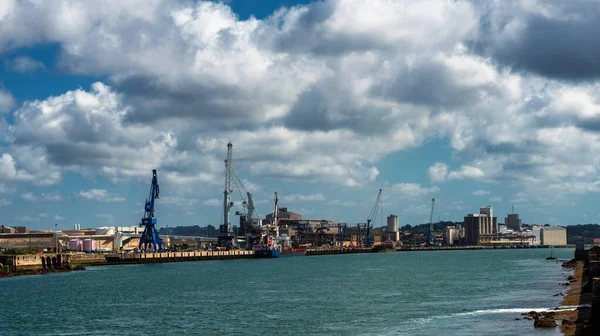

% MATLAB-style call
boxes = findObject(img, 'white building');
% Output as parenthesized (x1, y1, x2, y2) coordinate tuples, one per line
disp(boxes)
(541, 226, 567, 246)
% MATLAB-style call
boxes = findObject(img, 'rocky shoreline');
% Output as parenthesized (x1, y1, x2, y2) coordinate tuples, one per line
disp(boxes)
(515, 257, 592, 335)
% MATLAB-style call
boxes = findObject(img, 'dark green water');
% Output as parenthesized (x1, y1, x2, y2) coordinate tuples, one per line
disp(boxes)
(1, 249, 573, 335)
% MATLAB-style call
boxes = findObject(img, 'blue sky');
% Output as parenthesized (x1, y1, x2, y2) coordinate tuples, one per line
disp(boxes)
(1, 0, 600, 230)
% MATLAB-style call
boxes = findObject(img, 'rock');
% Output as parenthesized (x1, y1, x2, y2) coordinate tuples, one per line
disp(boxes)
(567, 275, 574, 280)
(562, 319, 575, 326)
(534, 318, 557, 328)
(528, 311, 537, 315)
(515, 318, 520, 320)
(72, 265, 86, 271)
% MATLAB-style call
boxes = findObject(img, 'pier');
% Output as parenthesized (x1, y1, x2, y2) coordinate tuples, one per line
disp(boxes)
(104, 250, 255, 264)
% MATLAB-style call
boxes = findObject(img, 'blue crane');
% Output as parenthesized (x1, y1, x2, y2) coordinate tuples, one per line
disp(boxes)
(138, 169, 163, 251)
(364, 189, 383, 247)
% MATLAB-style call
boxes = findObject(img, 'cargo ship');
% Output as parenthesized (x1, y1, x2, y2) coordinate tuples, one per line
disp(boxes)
(275, 234, 306, 257)
(281, 246, 307, 257)
(254, 235, 280, 258)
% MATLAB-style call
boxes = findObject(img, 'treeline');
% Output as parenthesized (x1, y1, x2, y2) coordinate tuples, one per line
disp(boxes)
(566, 224, 600, 244)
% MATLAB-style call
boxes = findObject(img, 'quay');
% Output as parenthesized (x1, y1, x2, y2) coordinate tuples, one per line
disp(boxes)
(103, 250, 255, 264)
(306, 247, 373, 256)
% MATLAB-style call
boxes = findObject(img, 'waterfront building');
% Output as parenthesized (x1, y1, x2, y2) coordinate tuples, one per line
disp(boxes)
(385, 215, 399, 241)
(530, 225, 541, 245)
(464, 206, 498, 245)
(541, 226, 567, 246)
(444, 226, 461, 245)
(505, 213, 522, 232)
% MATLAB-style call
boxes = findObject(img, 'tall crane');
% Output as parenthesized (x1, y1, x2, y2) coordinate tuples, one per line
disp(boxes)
(364, 189, 383, 247)
(428, 198, 435, 246)
(138, 169, 163, 251)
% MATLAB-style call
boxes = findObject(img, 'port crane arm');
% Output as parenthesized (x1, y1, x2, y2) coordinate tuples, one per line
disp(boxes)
(364, 189, 382, 247)
(139, 169, 163, 251)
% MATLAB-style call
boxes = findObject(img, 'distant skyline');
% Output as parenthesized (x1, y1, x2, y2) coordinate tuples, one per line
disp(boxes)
(1, 0, 600, 230)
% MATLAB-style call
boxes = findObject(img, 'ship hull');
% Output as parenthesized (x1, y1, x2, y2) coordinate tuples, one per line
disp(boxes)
(281, 247, 306, 257)
(254, 249, 281, 258)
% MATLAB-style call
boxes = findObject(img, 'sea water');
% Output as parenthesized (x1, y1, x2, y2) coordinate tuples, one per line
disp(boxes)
(0, 248, 573, 335)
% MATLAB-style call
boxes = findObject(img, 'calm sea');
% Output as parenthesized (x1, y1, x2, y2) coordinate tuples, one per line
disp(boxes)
(1, 248, 574, 335)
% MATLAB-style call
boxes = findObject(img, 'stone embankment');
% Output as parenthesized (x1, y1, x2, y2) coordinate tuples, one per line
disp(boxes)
(540, 247, 599, 335)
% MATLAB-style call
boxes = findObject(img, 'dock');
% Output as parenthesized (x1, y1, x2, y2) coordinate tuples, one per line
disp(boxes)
(104, 250, 255, 264)
(305, 247, 374, 256)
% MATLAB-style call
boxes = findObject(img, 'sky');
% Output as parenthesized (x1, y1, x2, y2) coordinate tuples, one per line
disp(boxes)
(1, 0, 600, 230)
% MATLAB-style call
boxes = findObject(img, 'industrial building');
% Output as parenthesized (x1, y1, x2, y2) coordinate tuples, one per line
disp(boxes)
(463, 206, 498, 245)
(505, 213, 522, 232)
(385, 215, 399, 241)
(541, 226, 567, 246)
(444, 225, 463, 245)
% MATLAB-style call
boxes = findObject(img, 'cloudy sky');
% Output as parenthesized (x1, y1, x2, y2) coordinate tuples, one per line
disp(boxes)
(0, 0, 599, 230)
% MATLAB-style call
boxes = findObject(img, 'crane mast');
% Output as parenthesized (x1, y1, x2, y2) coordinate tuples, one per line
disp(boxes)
(428, 198, 435, 246)
(138, 169, 163, 251)
(217, 142, 237, 248)
(365, 189, 382, 247)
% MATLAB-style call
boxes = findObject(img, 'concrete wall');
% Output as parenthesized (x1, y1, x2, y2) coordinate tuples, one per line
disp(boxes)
(0, 233, 57, 250)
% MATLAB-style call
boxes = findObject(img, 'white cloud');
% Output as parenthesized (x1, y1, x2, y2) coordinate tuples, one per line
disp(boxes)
(428, 162, 448, 183)
(0, 198, 11, 206)
(1, 0, 600, 209)
(22, 192, 62, 201)
(78, 189, 126, 202)
(39, 213, 48, 217)
(489, 196, 503, 202)
(53, 215, 65, 221)
(472, 190, 490, 196)
(203, 199, 221, 207)
(184, 211, 195, 216)
(447, 166, 486, 181)
(0, 89, 15, 113)
(392, 183, 439, 198)
(5, 56, 45, 73)
(282, 193, 326, 202)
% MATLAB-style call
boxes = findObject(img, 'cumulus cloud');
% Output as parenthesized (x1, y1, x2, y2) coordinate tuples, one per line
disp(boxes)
(474, 0, 600, 80)
(428, 162, 448, 183)
(472, 190, 490, 196)
(392, 183, 439, 198)
(0, 198, 11, 206)
(489, 196, 503, 202)
(54, 215, 65, 221)
(78, 189, 126, 202)
(282, 193, 326, 202)
(22, 192, 61, 201)
(0, 0, 600, 208)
